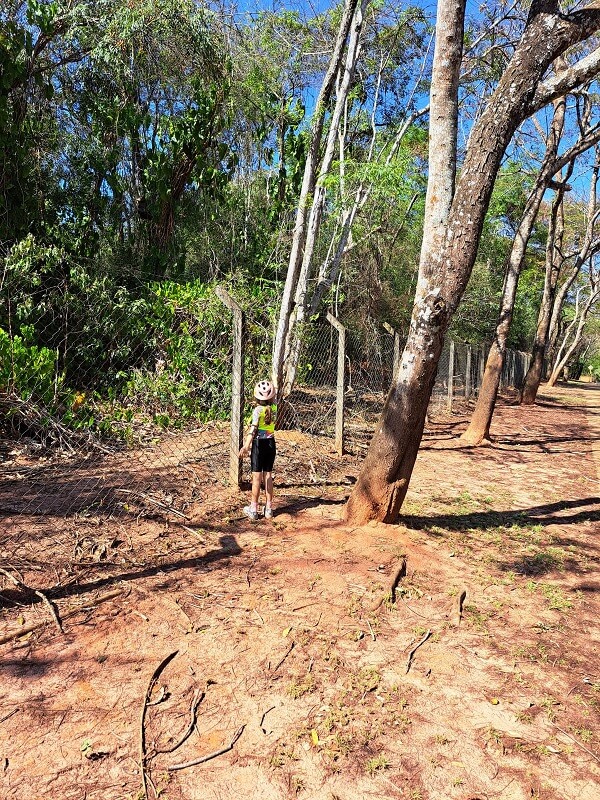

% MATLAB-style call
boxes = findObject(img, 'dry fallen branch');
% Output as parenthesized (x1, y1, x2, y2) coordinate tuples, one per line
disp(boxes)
(116, 489, 188, 519)
(167, 725, 245, 771)
(270, 641, 295, 673)
(0, 391, 114, 454)
(140, 651, 179, 800)
(0, 587, 126, 646)
(406, 629, 432, 674)
(552, 722, 600, 764)
(154, 688, 205, 755)
(0, 568, 63, 634)
(369, 557, 407, 611)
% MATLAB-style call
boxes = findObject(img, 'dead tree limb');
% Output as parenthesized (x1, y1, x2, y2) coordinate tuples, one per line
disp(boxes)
(0, 568, 63, 633)
(140, 651, 179, 799)
(167, 725, 245, 771)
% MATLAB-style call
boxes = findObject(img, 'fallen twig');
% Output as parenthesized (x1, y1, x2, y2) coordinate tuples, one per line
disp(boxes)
(369, 557, 407, 611)
(155, 688, 204, 754)
(179, 525, 206, 541)
(260, 705, 276, 735)
(0, 587, 125, 646)
(0, 708, 19, 724)
(141, 651, 179, 800)
(270, 641, 295, 673)
(405, 629, 431, 674)
(167, 725, 245, 771)
(552, 722, 600, 763)
(0, 568, 63, 634)
(116, 489, 188, 519)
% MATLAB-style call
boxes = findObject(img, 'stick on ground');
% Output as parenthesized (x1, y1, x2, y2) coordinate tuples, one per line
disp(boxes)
(406, 629, 432, 674)
(167, 725, 245, 771)
(0, 587, 125, 646)
(0, 568, 63, 634)
(140, 650, 179, 799)
(154, 688, 205, 755)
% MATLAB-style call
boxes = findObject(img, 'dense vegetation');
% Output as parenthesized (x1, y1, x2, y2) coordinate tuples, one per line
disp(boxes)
(1, 0, 596, 442)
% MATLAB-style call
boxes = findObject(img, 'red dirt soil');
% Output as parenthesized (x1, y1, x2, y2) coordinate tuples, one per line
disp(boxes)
(1, 383, 599, 800)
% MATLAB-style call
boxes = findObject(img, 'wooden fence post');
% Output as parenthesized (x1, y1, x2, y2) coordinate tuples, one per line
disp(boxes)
(326, 312, 345, 456)
(465, 344, 472, 398)
(216, 286, 245, 488)
(383, 322, 401, 380)
(447, 339, 455, 412)
(479, 344, 486, 392)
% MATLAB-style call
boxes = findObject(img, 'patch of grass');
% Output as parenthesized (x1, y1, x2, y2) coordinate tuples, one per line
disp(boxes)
(288, 675, 315, 699)
(365, 754, 389, 776)
(351, 667, 381, 695)
(527, 581, 573, 611)
(513, 643, 550, 663)
(462, 602, 492, 630)
(269, 743, 298, 768)
(540, 697, 560, 721)
(307, 574, 322, 591)
(572, 727, 594, 743)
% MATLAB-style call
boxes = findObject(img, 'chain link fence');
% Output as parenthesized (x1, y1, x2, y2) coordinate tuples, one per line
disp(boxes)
(1, 279, 530, 520)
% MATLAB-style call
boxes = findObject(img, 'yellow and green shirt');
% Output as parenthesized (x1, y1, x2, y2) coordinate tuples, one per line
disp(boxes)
(251, 404, 277, 438)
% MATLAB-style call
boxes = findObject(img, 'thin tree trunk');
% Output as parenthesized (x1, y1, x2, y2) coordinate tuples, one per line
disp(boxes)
(281, 0, 369, 395)
(547, 286, 599, 384)
(523, 148, 600, 400)
(271, 0, 360, 394)
(461, 96, 569, 444)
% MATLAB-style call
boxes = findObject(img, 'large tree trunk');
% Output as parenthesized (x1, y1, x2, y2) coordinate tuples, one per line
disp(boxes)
(345, 0, 600, 525)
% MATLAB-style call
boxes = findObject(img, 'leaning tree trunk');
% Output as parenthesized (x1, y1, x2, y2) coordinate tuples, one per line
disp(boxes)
(282, 0, 368, 395)
(344, 0, 600, 525)
(461, 96, 570, 444)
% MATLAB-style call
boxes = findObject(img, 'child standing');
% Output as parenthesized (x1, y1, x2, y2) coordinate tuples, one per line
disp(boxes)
(239, 380, 277, 520)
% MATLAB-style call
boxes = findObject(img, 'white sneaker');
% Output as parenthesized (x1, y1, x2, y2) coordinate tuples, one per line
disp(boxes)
(264, 506, 273, 519)
(243, 506, 258, 521)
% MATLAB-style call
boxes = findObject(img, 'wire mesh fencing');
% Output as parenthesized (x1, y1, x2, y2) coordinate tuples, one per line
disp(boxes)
(1, 274, 531, 521)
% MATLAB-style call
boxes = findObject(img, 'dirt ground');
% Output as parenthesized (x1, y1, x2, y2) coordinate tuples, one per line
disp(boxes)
(0, 383, 599, 800)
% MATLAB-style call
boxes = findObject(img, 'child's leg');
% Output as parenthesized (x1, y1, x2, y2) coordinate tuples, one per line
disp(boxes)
(264, 471, 274, 508)
(250, 471, 262, 510)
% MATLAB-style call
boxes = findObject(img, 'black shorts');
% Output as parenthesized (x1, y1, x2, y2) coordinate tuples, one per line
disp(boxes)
(250, 437, 276, 473)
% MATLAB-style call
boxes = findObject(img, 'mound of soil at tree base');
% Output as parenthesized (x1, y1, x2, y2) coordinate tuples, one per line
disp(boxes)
(0, 383, 598, 800)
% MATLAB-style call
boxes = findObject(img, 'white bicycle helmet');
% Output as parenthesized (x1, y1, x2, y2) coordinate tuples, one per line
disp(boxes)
(254, 380, 276, 402)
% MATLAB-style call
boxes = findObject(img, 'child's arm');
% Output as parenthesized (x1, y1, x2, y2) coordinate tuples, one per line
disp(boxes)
(239, 421, 257, 458)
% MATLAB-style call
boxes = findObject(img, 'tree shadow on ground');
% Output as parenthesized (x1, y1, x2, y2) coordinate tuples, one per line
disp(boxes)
(0, 533, 242, 610)
(402, 495, 600, 531)
(401, 496, 600, 579)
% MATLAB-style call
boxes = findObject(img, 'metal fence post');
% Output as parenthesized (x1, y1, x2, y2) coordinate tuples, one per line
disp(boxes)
(216, 286, 245, 488)
(447, 339, 455, 412)
(327, 312, 345, 455)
